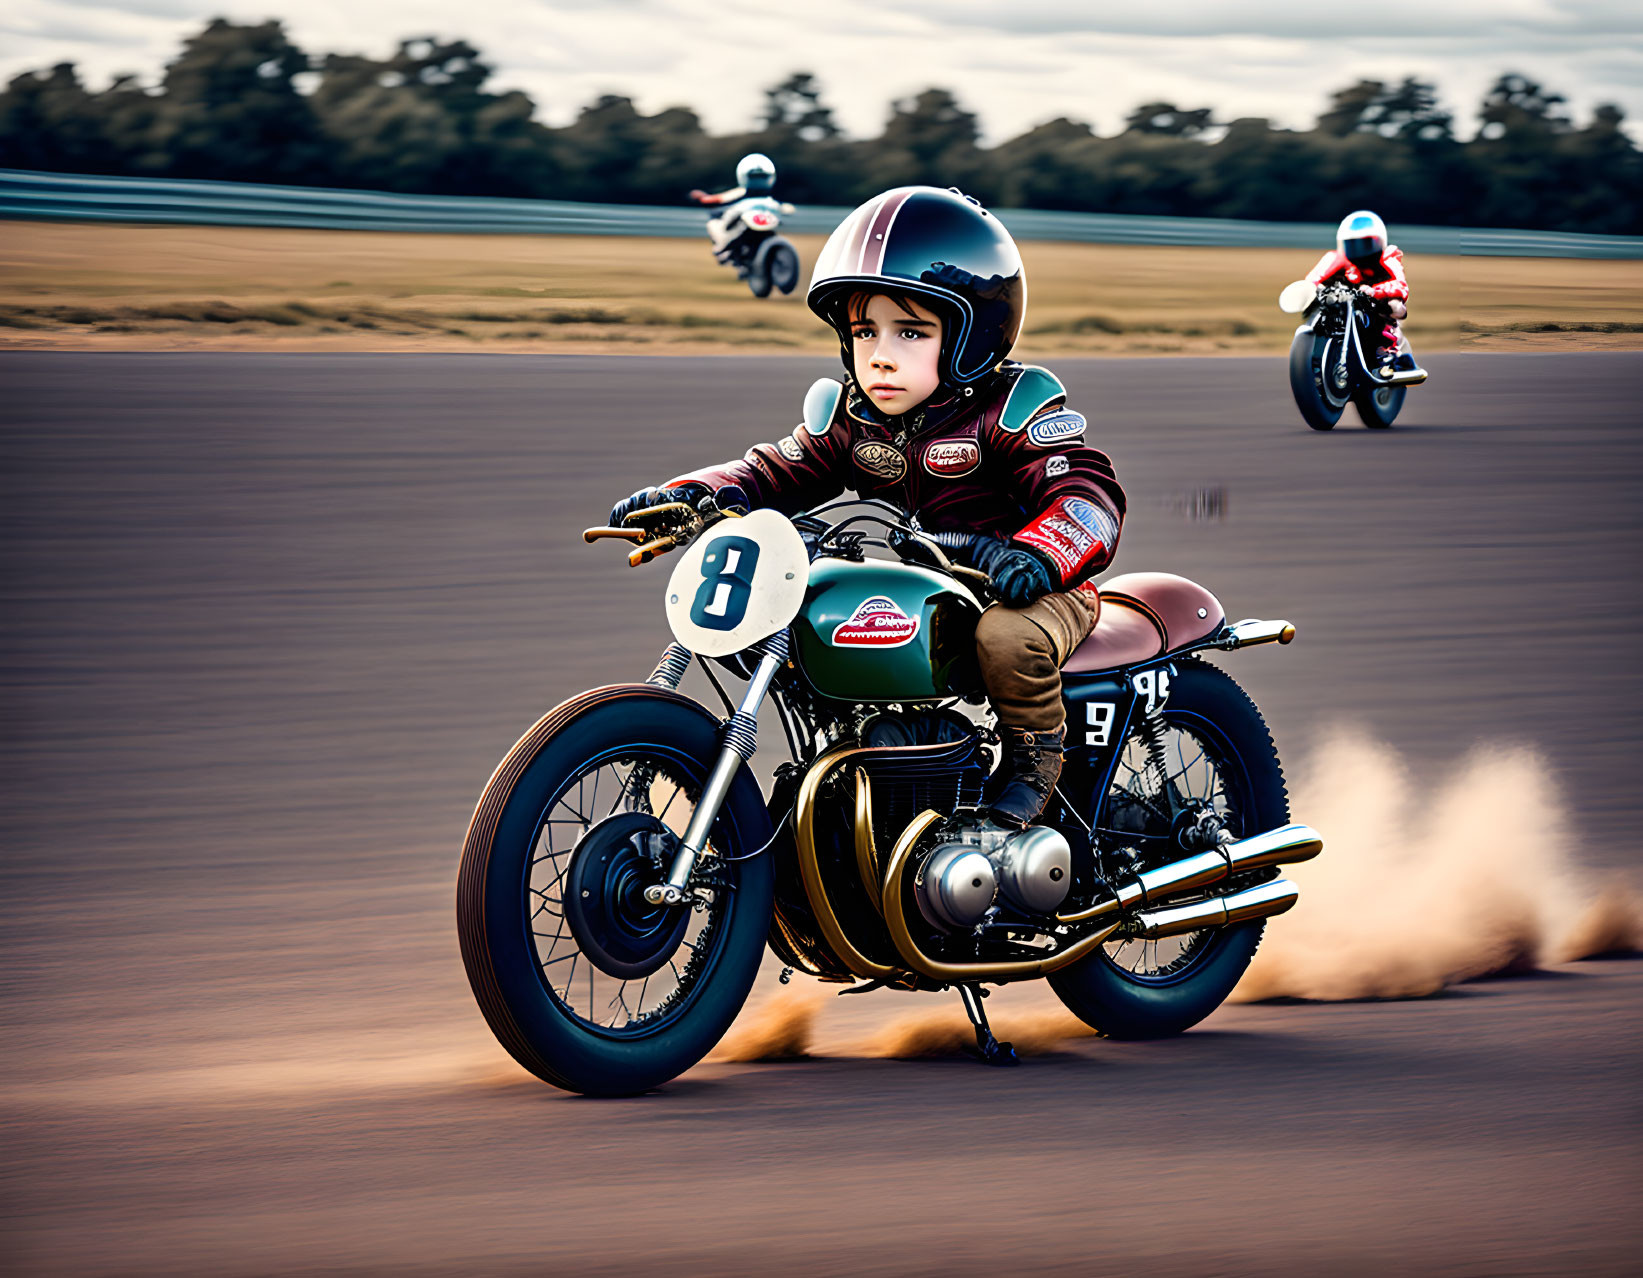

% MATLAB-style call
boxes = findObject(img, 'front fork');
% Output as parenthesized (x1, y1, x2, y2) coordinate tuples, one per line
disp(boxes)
(642, 633, 789, 907)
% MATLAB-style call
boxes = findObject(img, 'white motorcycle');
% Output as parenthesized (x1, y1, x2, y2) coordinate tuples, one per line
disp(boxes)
(706, 196, 801, 298)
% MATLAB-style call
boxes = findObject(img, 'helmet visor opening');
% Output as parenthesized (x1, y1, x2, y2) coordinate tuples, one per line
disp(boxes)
(1342, 236, 1384, 265)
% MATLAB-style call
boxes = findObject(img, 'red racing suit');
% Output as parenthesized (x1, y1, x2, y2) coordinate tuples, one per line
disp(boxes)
(665, 363, 1126, 593)
(1306, 244, 1408, 349)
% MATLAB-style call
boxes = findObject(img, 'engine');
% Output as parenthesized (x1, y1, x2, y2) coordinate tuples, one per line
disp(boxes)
(915, 822, 1072, 931)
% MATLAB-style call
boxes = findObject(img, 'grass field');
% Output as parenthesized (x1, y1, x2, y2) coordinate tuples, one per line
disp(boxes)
(2, 220, 1641, 356)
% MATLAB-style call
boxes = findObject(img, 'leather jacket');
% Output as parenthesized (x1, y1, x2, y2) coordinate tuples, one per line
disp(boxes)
(666, 363, 1126, 590)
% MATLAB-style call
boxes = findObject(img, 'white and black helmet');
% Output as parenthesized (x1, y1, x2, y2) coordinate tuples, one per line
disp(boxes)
(736, 152, 776, 194)
(807, 186, 1027, 391)
(1336, 209, 1388, 267)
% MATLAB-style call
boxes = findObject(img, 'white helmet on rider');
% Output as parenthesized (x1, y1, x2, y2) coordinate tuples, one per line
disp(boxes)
(736, 152, 776, 195)
(1336, 210, 1387, 267)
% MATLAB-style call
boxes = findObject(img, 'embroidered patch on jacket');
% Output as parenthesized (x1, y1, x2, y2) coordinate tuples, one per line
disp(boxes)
(1063, 496, 1120, 547)
(1015, 497, 1116, 580)
(923, 439, 980, 477)
(1045, 455, 1069, 477)
(853, 440, 907, 482)
(831, 596, 921, 648)
(1026, 410, 1086, 447)
(777, 434, 805, 461)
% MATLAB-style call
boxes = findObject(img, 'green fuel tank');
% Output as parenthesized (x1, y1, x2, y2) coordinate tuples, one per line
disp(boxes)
(791, 559, 984, 702)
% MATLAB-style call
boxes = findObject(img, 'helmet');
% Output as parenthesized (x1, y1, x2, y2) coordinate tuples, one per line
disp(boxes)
(807, 186, 1026, 390)
(736, 152, 776, 194)
(1337, 209, 1387, 267)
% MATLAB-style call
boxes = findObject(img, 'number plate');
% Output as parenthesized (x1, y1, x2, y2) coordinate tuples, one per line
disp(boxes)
(664, 509, 810, 657)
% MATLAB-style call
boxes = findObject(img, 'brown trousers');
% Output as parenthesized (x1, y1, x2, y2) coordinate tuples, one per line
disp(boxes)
(974, 590, 1099, 732)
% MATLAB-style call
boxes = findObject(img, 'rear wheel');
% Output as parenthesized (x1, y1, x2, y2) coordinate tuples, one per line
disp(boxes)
(1050, 660, 1289, 1038)
(457, 688, 774, 1095)
(1288, 327, 1348, 431)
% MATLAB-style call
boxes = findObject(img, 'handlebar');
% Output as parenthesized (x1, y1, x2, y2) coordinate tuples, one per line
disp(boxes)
(582, 499, 995, 596)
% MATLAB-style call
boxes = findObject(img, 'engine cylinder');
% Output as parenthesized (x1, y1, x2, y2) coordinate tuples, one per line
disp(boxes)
(915, 845, 997, 931)
(912, 823, 1074, 930)
(993, 826, 1072, 914)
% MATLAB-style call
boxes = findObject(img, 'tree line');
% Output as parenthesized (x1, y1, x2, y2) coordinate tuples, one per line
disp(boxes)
(1, 18, 1637, 234)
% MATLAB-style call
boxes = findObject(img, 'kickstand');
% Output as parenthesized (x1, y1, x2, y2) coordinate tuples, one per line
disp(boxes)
(958, 984, 1019, 1067)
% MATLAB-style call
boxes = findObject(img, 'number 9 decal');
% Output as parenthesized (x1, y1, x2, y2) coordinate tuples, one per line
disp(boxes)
(690, 536, 760, 631)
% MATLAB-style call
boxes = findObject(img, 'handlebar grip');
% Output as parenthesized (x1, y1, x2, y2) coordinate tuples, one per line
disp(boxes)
(628, 535, 679, 567)
(584, 526, 649, 544)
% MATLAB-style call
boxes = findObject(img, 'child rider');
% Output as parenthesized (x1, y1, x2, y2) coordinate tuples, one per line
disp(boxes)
(609, 186, 1126, 830)
(1305, 209, 1411, 375)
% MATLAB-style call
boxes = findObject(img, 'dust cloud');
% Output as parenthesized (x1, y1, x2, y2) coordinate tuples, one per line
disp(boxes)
(712, 983, 827, 1062)
(863, 1008, 1093, 1059)
(718, 729, 1638, 1063)
(1234, 729, 1642, 1002)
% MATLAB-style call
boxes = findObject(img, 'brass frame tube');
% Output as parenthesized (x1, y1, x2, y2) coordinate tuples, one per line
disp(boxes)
(792, 740, 976, 982)
(793, 744, 900, 979)
(854, 770, 883, 914)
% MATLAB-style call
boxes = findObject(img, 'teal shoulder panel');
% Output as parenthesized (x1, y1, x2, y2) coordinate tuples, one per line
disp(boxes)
(802, 377, 844, 435)
(997, 365, 1067, 433)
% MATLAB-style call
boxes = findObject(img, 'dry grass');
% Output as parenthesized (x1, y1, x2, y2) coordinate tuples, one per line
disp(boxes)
(2, 220, 1640, 355)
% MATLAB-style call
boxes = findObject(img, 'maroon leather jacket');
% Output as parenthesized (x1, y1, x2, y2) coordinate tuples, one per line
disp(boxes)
(668, 364, 1126, 590)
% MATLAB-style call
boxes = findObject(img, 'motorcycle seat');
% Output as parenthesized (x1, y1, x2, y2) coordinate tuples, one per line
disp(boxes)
(1065, 572, 1225, 674)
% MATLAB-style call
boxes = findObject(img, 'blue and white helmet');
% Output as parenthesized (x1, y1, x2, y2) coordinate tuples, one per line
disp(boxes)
(1336, 210, 1387, 266)
(736, 152, 776, 194)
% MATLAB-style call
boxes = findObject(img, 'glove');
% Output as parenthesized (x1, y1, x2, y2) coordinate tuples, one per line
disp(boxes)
(965, 536, 1057, 608)
(609, 481, 712, 529)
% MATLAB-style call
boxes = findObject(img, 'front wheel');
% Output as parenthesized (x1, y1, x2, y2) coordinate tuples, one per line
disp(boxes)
(457, 686, 775, 1095)
(1288, 327, 1348, 431)
(767, 238, 801, 295)
(1353, 380, 1405, 429)
(1050, 659, 1289, 1038)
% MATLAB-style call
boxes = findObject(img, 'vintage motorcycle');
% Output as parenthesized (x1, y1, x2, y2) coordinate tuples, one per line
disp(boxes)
(705, 196, 801, 298)
(457, 464, 1322, 1096)
(1280, 277, 1428, 430)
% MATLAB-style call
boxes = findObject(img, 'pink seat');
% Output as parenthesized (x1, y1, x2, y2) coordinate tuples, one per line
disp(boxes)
(1065, 572, 1226, 673)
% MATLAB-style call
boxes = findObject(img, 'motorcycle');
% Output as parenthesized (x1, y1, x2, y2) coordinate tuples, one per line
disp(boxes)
(704, 196, 801, 298)
(1280, 278, 1428, 430)
(457, 487, 1323, 1096)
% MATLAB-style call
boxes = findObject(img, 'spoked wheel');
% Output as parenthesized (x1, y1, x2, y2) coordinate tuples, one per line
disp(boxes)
(533, 756, 719, 1032)
(1288, 327, 1349, 431)
(1050, 660, 1289, 1038)
(458, 688, 774, 1095)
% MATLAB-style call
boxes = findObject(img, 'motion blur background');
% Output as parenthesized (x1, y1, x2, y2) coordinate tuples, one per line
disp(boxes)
(2, 4, 1641, 1275)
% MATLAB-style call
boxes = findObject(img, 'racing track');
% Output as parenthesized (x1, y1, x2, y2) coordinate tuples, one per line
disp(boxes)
(2, 351, 1640, 1275)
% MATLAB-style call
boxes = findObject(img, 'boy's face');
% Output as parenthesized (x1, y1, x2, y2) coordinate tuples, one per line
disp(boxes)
(849, 294, 943, 417)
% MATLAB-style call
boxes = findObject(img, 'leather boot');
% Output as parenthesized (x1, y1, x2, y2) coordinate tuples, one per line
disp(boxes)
(988, 726, 1065, 828)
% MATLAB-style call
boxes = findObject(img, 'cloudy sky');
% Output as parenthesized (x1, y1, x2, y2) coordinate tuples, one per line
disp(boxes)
(5, 1, 1641, 141)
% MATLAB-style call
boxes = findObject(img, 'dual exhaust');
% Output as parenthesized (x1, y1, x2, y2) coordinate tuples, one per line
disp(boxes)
(1058, 822, 1322, 935)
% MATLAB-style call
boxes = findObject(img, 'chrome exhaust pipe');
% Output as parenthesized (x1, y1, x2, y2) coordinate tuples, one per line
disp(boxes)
(1058, 823, 1321, 924)
(1380, 366, 1428, 386)
(1133, 878, 1299, 939)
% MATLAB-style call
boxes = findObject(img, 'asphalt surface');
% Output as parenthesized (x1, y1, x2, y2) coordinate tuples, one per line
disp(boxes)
(2, 351, 1641, 1275)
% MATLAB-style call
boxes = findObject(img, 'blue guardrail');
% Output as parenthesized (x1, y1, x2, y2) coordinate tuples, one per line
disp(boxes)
(3, 168, 1639, 259)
